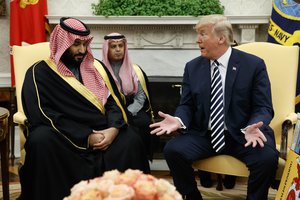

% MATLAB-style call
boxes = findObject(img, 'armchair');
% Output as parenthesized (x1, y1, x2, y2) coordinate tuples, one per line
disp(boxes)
(12, 42, 50, 166)
(193, 42, 299, 190)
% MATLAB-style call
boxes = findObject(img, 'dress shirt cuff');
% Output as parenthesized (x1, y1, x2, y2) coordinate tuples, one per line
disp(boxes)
(240, 125, 250, 134)
(174, 117, 186, 129)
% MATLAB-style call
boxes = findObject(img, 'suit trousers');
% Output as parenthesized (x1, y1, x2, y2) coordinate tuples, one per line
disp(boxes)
(163, 131, 278, 200)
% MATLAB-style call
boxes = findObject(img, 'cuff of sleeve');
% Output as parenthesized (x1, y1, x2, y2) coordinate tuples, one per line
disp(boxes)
(240, 125, 250, 134)
(174, 117, 186, 129)
(87, 134, 92, 148)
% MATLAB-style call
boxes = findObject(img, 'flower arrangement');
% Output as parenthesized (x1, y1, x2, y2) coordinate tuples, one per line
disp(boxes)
(64, 169, 183, 200)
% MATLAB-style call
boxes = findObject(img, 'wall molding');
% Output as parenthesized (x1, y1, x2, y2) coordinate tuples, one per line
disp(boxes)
(47, 14, 270, 48)
(47, 15, 270, 25)
(46, 15, 271, 76)
(0, 73, 11, 87)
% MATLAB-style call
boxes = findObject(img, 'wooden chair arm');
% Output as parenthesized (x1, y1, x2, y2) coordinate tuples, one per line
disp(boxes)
(13, 111, 29, 140)
(280, 112, 297, 160)
(13, 111, 27, 125)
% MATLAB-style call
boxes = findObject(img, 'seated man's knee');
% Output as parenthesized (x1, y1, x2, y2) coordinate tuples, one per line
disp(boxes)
(163, 139, 182, 159)
(255, 148, 278, 171)
(26, 126, 55, 148)
(263, 148, 278, 165)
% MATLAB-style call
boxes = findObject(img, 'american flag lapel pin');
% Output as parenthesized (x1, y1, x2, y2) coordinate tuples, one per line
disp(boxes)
(232, 66, 237, 71)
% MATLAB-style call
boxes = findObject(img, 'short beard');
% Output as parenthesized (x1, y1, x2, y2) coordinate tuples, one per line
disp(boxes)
(61, 50, 85, 69)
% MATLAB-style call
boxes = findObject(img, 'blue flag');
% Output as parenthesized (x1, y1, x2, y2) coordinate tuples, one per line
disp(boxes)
(267, 0, 300, 111)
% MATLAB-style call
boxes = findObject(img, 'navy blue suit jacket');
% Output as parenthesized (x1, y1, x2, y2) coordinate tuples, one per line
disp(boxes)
(175, 48, 276, 146)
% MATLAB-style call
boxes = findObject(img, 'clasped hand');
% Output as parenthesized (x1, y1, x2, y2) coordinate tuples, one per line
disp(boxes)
(88, 127, 119, 150)
(244, 121, 267, 148)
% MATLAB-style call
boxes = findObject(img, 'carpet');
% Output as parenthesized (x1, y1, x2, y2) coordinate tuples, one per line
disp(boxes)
(157, 171, 277, 200)
(0, 182, 21, 200)
(0, 171, 277, 200)
(199, 185, 276, 200)
(0, 183, 277, 200)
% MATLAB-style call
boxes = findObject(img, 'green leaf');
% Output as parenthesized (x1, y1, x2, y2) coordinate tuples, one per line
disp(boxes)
(91, 0, 224, 16)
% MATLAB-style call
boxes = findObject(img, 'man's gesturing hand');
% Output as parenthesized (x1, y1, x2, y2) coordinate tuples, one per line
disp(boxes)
(149, 111, 181, 136)
(244, 121, 267, 148)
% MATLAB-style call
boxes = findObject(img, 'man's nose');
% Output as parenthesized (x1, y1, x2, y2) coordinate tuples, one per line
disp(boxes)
(197, 34, 204, 42)
(79, 45, 86, 53)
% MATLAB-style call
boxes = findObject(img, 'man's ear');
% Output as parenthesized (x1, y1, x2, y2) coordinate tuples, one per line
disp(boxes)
(218, 35, 226, 44)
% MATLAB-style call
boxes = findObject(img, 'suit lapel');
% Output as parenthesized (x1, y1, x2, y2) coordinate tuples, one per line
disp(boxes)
(201, 59, 212, 119)
(225, 49, 240, 114)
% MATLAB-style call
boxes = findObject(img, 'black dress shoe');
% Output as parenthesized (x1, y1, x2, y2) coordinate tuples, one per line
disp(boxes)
(16, 194, 23, 200)
(271, 179, 280, 189)
(184, 189, 203, 200)
(223, 175, 236, 189)
(198, 170, 213, 188)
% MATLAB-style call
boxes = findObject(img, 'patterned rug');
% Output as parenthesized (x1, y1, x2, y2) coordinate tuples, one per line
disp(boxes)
(0, 171, 277, 200)
(199, 184, 276, 200)
(152, 171, 277, 200)
(0, 182, 21, 200)
(0, 183, 277, 200)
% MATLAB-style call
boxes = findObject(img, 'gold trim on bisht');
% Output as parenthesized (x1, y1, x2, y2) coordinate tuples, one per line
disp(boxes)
(94, 59, 128, 124)
(133, 64, 155, 123)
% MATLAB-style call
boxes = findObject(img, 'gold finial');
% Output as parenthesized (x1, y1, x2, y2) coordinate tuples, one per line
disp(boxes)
(19, 0, 39, 9)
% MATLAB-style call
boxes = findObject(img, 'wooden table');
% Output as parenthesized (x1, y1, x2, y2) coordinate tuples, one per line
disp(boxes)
(0, 107, 10, 200)
(0, 87, 16, 165)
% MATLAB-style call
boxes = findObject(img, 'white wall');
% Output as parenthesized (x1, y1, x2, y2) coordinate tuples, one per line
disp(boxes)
(0, 0, 10, 86)
(0, 0, 272, 85)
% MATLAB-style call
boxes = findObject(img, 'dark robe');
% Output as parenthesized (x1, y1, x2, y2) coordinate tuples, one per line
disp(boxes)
(19, 59, 150, 200)
(124, 65, 157, 161)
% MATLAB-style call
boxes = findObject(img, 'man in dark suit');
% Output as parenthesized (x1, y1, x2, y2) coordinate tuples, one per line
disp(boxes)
(150, 14, 278, 200)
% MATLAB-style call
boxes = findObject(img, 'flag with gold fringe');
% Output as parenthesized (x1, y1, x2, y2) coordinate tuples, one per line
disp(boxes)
(267, 0, 300, 112)
(9, 0, 48, 86)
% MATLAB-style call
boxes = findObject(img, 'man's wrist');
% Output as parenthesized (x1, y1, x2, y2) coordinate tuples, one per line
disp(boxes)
(174, 117, 186, 129)
(240, 125, 250, 134)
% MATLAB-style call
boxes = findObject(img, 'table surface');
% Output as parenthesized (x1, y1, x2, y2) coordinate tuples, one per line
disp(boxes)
(0, 106, 10, 200)
(0, 107, 9, 120)
(0, 88, 16, 162)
